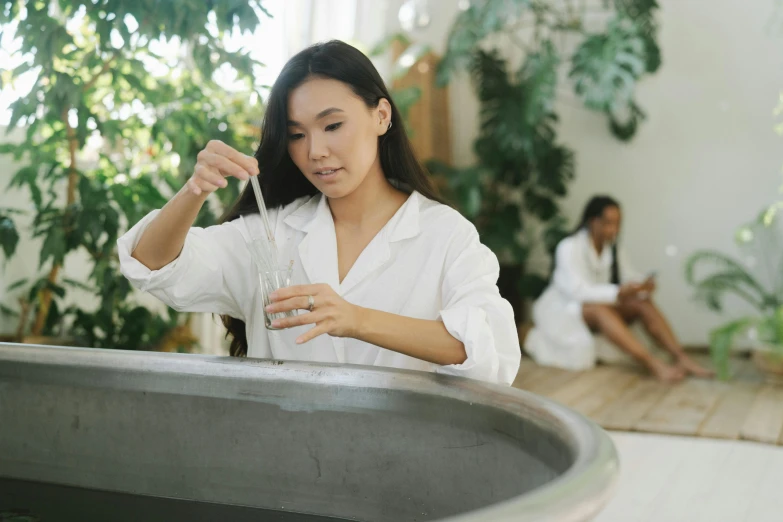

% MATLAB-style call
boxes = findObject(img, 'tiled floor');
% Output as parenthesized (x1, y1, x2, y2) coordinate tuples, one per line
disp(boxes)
(595, 432, 783, 522)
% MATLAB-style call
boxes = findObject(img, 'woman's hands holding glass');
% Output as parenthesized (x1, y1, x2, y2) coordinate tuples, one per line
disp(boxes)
(265, 284, 364, 344)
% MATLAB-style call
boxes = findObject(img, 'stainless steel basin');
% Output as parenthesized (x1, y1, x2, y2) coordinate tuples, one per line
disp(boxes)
(0, 343, 618, 521)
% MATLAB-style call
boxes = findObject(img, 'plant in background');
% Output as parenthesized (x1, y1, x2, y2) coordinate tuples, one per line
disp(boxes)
(369, 33, 428, 135)
(380, 0, 662, 316)
(0, 207, 21, 263)
(685, 208, 783, 379)
(0, 0, 269, 350)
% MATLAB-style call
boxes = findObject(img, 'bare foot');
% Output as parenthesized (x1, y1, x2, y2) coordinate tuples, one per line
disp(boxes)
(676, 356, 715, 378)
(649, 361, 686, 382)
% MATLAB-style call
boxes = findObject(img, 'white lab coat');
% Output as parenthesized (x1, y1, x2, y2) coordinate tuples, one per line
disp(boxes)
(524, 230, 643, 371)
(117, 191, 520, 385)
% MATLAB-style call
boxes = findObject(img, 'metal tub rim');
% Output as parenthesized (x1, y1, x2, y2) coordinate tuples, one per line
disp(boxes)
(0, 343, 618, 522)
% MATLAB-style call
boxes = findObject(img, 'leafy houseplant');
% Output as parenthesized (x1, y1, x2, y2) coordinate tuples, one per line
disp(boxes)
(0, 0, 268, 350)
(685, 208, 783, 380)
(380, 0, 662, 319)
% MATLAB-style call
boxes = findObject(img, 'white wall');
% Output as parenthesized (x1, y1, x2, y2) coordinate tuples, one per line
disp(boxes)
(381, 0, 783, 345)
(0, 128, 31, 335)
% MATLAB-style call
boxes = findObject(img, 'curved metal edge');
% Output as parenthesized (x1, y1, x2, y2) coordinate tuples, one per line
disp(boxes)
(0, 343, 619, 521)
(442, 418, 619, 522)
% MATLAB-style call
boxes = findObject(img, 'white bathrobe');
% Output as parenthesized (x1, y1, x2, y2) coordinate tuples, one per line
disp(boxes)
(524, 230, 643, 371)
(117, 191, 520, 386)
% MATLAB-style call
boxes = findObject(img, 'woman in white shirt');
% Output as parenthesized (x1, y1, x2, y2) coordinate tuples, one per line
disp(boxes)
(524, 196, 712, 382)
(117, 40, 520, 386)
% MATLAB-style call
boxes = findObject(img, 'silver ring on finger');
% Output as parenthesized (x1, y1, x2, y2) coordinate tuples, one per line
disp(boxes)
(307, 295, 315, 312)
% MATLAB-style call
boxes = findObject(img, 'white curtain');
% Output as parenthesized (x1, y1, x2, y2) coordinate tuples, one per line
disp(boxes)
(283, 0, 365, 54)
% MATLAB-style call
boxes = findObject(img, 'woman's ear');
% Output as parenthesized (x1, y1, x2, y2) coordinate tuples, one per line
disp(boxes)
(376, 98, 393, 136)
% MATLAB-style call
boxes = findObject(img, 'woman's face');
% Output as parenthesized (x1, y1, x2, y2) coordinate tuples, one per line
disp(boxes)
(286, 76, 391, 200)
(590, 205, 622, 245)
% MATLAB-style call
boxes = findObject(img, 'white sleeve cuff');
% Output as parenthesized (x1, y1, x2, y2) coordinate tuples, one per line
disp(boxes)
(601, 284, 621, 303)
(436, 305, 502, 384)
(116, 209, 191, 293)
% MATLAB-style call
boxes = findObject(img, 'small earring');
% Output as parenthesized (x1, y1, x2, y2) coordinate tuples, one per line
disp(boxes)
(387, 121, 393, 130)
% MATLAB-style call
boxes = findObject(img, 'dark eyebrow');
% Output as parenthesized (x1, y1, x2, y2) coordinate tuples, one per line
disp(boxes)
(287, 107, 344, 126)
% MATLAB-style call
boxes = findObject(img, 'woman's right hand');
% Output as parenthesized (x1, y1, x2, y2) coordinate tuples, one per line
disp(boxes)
(618, 282, 642, 301)
(186, 140, 260, 196)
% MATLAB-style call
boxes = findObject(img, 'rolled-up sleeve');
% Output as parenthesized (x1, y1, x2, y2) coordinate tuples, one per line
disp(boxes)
(117, 210, 255, 319)
(435, 223, 521, 386)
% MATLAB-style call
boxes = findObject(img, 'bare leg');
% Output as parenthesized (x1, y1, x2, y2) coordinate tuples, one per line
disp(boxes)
(583, 303, 684, 382)
(617, 298, 714, 378)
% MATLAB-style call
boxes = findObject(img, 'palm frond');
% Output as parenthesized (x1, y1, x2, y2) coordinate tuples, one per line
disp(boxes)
(470, 49, 513, 103)
(710, 317, 756, 380)
(684, 250, 775, 311)
(516, 41, 560, 127)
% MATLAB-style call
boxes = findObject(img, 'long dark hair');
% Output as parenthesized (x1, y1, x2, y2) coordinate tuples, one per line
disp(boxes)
(573, 195, 621, 285)
(219, 40, 443, 357)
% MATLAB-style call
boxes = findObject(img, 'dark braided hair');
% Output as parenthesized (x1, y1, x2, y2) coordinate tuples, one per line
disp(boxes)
(573, 195, 622, 284)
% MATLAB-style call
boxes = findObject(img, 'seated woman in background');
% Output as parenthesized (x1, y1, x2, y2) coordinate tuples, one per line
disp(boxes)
(524, 196, 713, 382)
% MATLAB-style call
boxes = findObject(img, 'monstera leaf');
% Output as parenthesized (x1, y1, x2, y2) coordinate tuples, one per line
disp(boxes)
(569, 17, 647, 112)
(615, 0, 662, 72)
(569, 17, 648, 139)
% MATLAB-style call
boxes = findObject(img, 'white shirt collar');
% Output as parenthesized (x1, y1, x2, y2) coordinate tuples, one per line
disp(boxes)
(282, 191, 422, 294)
(577, 228, 613, 269)
(283, 191, 422, 242)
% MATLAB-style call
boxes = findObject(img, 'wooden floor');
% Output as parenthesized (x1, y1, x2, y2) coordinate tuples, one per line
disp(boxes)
(513, 355, 783, 446)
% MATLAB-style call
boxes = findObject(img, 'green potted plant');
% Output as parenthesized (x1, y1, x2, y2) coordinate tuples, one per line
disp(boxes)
(0, 0, 268, 350)
(685, 207, 783, 380)
(377, 0, 662, 320)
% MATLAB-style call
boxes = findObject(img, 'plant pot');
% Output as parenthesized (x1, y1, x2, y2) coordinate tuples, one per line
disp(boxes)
(155, 324, 199, 353)
(751, 346, 783, 384)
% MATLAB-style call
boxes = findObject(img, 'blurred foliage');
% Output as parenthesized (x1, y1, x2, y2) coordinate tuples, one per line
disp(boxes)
(369, 35, 425, 136)
(0, 511, 39, 522)
(685, 208, 783, 378)
(377, 0, 662, 301)
(0, 0, 268, 349)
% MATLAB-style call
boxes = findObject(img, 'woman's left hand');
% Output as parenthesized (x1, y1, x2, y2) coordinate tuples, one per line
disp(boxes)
(266, 284, 364, 344)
